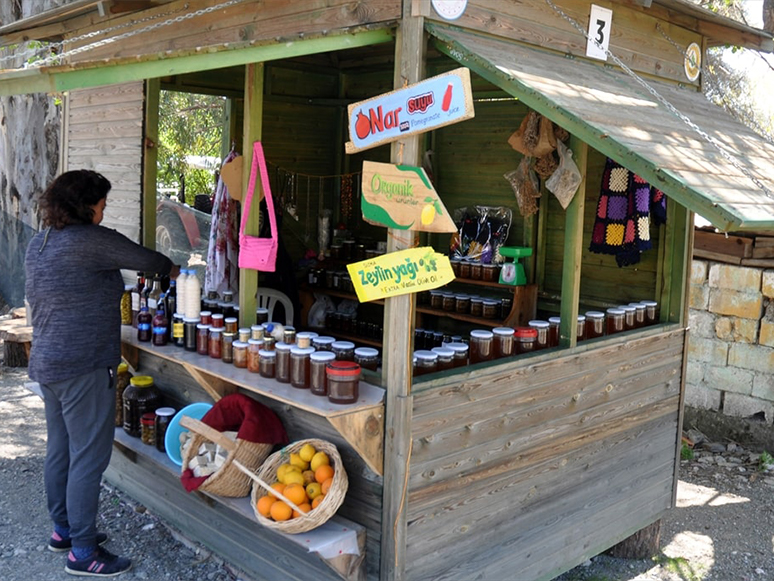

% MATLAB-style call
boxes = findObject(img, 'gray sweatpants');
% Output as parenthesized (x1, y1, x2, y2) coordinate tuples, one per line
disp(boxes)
(39, 366, 116, 550)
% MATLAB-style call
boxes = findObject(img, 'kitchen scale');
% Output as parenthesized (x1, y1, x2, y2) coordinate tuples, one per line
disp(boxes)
(498, 246, 532, 286)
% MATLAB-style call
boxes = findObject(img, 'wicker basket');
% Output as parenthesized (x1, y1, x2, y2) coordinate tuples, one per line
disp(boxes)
(248, 439, 348, 534)
(180, 416, 273, 498)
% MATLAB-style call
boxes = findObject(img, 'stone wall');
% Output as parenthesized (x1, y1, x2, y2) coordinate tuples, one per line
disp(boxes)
(687, 260, 774, 424)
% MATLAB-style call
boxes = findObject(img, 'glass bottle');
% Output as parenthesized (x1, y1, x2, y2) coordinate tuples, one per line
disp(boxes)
(164, 280, 177, 336)
(114, 363, 132, 427)
(140, 274, 153, 312)
(141, 412, 156, 445)
(154, 407, 175, 453)
(183, 317, 199, 351)
(137, 307, 152, 342)
(120, 285, 133, 326)
(147, 276, 163, 317)
(130, 271, 145, 328)
(151, 299, 169, 346)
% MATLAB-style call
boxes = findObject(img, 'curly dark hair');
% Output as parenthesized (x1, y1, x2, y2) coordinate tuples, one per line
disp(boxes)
(39, 169, 112, 229)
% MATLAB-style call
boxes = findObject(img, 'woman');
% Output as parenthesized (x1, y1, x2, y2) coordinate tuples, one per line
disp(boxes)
(25, 170, 179, 577)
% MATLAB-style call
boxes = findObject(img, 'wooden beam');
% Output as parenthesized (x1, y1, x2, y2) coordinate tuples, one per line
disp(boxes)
(178, 361, 237, 402)
(328, 406, 385, 476)
(238, 63, 263, 330)
(660, 201, 691, 324)
(380, 5, 424, 581)
(142, 77, 159, 249)
(558, 136, 588, 348)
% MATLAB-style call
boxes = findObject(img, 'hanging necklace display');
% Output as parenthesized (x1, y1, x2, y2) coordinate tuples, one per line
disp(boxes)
(285, 170, 298, 220)
(303, 174, 312, 243)
(341, 174, 353, 225)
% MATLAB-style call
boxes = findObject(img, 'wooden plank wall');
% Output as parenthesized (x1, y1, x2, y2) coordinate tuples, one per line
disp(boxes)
(427, 0, 702, 86)
(405, 328, 684, 581)
(65, 82, 145, 243)
(133, 351, 383, 579)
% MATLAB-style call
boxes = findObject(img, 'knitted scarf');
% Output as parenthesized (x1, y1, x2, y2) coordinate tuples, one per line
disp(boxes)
(589, 158, 667, 267)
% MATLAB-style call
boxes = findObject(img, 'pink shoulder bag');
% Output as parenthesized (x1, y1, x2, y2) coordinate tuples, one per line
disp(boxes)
(238, 142, 278, 272)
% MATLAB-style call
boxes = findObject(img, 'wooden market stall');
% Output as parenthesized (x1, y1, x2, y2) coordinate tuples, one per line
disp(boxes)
(4, 1, 774, 580)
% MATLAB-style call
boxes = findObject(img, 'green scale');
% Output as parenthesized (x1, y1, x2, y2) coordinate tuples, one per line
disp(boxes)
(498, 246, 532, 286)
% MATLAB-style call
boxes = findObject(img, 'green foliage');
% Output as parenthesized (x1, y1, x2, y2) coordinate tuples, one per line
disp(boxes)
(157, 91, 226, 204)
(654, 554, 706, 581)
(681, 443, 695, 461)
(759, 450, 774, 471)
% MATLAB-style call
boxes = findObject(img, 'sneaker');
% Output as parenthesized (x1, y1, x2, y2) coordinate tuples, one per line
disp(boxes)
(64, 546, 131, 577)
(49, 532, 109, 553)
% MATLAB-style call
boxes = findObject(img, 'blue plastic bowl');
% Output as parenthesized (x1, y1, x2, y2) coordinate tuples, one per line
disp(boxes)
(164, 402, 213, 466)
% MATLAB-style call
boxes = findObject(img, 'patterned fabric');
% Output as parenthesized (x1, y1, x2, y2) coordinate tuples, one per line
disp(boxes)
(205, 150, 240, 297)
(589, 158, 667, 267)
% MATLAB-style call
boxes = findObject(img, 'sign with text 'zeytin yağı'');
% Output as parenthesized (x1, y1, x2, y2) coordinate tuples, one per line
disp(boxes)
(361, 161, 457, 233)
(347, 247, 455, 303)
(345, 68, 474, 153)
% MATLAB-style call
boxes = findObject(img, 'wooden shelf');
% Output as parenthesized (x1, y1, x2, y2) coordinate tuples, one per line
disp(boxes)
(329, 331, 382, 348)
(416, 306, 508, 328)
(445, 277, 517, 290)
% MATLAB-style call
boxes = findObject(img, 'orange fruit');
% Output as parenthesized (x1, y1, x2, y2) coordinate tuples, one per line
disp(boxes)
(270, 501, 292, 522)
(256, 495, 276, 518)
(321, 477, 334, 495)
(284, 483, 307, 506)
(270, 482, 286, 496)
(315, 465, 334, 484)
(311, 495, 325, 509)
(292, 503, 312, 518)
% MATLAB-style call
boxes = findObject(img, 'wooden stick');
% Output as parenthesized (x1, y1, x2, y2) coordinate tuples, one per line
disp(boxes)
(232, 460, 305, 515)
(179, 416, 237, 453)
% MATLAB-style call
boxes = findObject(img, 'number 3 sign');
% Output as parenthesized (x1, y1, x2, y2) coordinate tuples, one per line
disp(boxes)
(586, 4, 613, 61)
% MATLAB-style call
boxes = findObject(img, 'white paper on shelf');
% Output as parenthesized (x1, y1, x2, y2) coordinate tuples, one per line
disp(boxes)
(282, 520, 360, 559)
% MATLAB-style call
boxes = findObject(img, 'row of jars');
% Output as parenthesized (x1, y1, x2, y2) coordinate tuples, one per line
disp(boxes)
(449, 258, 502, 282)
(420, 289, 513, 320)
(324, 311, 383, 340)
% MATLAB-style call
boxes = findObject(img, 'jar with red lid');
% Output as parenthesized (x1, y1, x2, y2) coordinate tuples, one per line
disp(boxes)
(431, 347, 454, 371)
(527, 320, 549, 350)
(275, 342, 293, 383)
(548, 317, 561, 347)
(310, 351, 336, 396)
(514, 327, 538, 354)
(140, 412, 156, 446)
(619, 305, 636, 330)
(326, 361, 361, 404)
(208, 327, 223, 358)
(492, 327, 515, 358)
(469, 330, 494, 364)
(413, 350, 439, 376)
(585, 311, 606, 339)
(606, 308, 625, 335)
(446, 342, 469, 367)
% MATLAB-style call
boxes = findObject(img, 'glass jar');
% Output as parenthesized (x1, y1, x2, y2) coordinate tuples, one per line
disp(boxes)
(310, 351, 336, 396)
(629, 302, 647, 328)
(482, 299, 501, 320)
(290, 346, 315, 389)
(576, 315, 587, 341)
(198, 311, 212, 326)
(275, 342, 293, 383)
(172, 314, 185, 348)
(492, 327, 515, 358)
(237, 327, 251, 343)
(469, 330, 494, 364)
(263, 335, 275, 351)
(585, 311, 606, 339)
(432, 347, 455, 371)
(250, 324, 265, 340)
(430, 290, 444, 310)
(641, 300, 659, 325)
(141, 412, 156, 445)
(224, 317, 238, 334)
(327, 361, 361, 404)
(154, 407, 175, 453)
(354, 347, 380, 371)
(514, 327, 538, 354)
(247, 339, 263, 373)
(196, 324, 211, 355)
(548, 317, 561, 347)
(233, 340, 248, 368)
(222, 332, 236, 363)
(470, 298, 484, 317)
(211, 313, 224, 328)
(450, 258, 461, 276)
(442, 292, 456, 312)
(313, 336, 336, 351)
(332, 341, 355, 361)
(482, 263, 499, 283)
(528, 320, 550, 350)
(114, 363, 132, 427)
(255, 308, 269, 325)
(619, 305, 636, 330)
(122, 376, 162, 438)
(455, 294, 470, 314)
(283, 327, 296, 345)
(459, 260, 472, 279)
(500, 296, 513, 319)
(470, 262, 483, 280)
(296, 331, 317, 349)
(446, 342, 469, 367)
(413, 350, 438, 376)
(208, 327, 223, 358)
(183, 317, 199, 351)
(258, 349, 276, 378)
(606, 308, 625, 335)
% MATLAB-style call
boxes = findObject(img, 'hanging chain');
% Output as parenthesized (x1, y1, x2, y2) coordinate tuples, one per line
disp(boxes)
(544, 0, 773, 198)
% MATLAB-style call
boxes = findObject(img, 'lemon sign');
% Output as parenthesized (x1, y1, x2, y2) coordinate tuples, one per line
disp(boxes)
(684, 42, 701, 82)
(360, 161, 457, 233)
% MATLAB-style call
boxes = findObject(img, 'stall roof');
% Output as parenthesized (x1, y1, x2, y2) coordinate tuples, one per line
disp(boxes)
(429, 24, 774, 233)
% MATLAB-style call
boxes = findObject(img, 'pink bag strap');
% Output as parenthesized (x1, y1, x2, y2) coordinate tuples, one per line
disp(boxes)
(239, 141, 277, 243)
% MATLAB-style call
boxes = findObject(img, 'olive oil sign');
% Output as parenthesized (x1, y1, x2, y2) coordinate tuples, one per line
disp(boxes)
(360, 161, 456, 233)
(347, 247, 455, 302)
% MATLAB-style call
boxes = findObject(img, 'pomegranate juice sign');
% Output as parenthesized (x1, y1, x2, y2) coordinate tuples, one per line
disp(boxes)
(345, 68, 474, 153)
(361, 161, 456, 233)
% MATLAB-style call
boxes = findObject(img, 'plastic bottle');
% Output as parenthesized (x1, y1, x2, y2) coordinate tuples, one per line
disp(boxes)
(137, 307, 152, 342)
(176, 269, 188, 317)
(185, 270, 201, 320)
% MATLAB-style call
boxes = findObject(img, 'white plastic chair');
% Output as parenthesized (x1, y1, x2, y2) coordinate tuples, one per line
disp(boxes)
(256, 287, 294, 326)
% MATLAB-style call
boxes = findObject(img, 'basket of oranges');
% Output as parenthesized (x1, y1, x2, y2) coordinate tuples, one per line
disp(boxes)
(236, 439, 348, 534)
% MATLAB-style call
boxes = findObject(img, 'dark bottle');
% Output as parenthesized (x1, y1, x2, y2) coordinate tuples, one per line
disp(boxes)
(131, 271, 145, 328)
(152, 297, 169, 346)
(140, 274, 153, 311)
(137, 306, 152, 342)
(147, 275, 163, 317)
(164, 280, 177, 341)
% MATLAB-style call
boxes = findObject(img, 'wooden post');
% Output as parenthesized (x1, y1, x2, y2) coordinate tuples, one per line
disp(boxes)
(380, 6, 426, 581)
(607, 520, 662, 559)
(238, 64, 264, 329)
(143, 78, 160, 249)
(558, 136, 588, 348)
